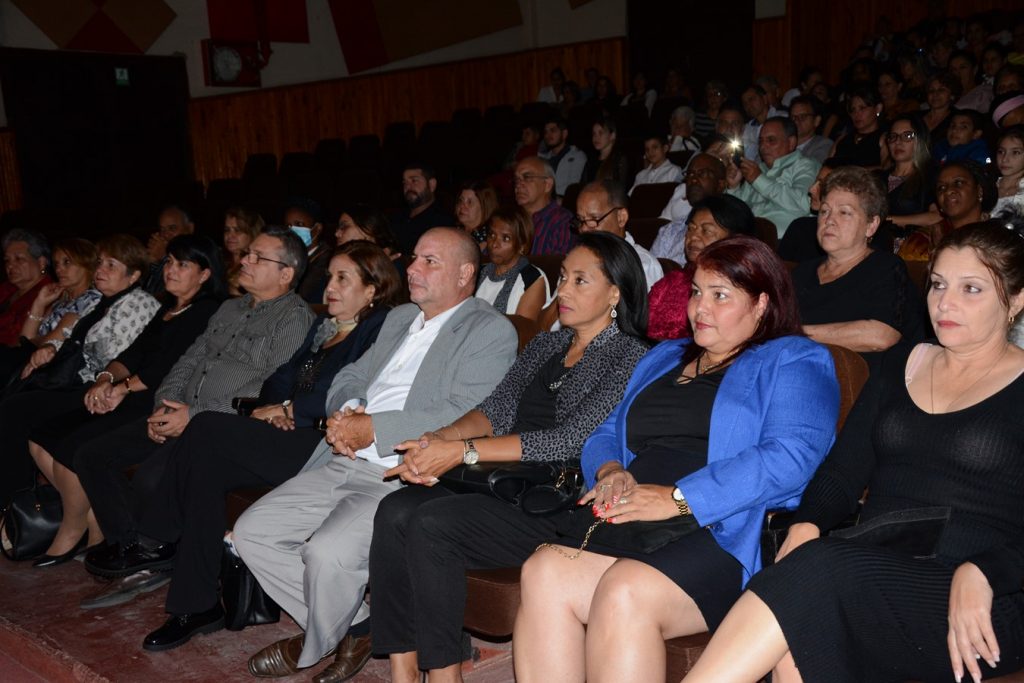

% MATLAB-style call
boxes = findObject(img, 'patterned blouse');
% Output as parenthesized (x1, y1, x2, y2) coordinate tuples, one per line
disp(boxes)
(40, 288, 102, 337)
(476, 325, 649, 462)
(79, 288, 160, 382)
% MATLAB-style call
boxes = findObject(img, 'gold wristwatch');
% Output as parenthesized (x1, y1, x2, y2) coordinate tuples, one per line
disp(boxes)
(462, 439, 480, 465)
(672, 487, 692, 516)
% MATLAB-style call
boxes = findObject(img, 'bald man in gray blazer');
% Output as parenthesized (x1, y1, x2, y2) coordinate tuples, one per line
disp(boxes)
(234, 228, 517, 681)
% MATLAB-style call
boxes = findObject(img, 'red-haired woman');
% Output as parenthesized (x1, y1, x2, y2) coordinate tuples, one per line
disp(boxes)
(514, 235, 840, 683)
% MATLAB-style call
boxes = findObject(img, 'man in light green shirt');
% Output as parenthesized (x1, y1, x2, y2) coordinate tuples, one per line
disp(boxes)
(727, 116, 820, 238)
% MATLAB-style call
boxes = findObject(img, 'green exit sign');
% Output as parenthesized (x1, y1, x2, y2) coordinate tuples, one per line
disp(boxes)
(115, 67, 130, 86)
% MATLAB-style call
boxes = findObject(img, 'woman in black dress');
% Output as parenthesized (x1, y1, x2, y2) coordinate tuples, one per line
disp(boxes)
(830, 86, 886, 168)
(684, 219, 1024, 683)
(792, 166, 926, 368)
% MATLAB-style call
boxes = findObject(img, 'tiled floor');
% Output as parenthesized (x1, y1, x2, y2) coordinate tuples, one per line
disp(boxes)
(0, 556, 514, 682)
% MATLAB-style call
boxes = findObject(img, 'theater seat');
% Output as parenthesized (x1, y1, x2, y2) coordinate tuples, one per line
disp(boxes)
(506, 314, 541, 353)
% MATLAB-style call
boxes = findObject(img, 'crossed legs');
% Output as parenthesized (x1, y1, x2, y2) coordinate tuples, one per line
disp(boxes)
(28, 441, 102, 555)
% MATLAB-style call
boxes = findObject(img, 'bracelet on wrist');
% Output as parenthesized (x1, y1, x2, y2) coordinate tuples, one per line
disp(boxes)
(95, 371, 115, 384)
(122, 377, 133, 393)
(27, 313, 44, 322)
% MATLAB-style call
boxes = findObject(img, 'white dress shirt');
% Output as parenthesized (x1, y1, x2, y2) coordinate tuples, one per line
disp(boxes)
(659, 183, 693, 222)
(629, 161, 683, 195)
(344, 300, 467, 468)
(625, 231, 664, 291)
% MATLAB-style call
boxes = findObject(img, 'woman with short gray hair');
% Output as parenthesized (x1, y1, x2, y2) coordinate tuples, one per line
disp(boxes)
(0, 228, 52, 346)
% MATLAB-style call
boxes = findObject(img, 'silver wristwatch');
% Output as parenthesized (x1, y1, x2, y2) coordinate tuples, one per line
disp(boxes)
(462, 439, 480, 465)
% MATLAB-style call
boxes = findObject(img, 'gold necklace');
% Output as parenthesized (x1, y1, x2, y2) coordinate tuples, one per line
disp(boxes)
(677, 352, 730, 384)
(930, 345, 1009, 413)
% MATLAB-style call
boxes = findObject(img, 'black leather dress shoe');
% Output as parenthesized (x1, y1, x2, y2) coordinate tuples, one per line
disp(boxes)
(32, 533, 88, 568)
(85, 541, 176, 578)
(142, 603, 225, 652)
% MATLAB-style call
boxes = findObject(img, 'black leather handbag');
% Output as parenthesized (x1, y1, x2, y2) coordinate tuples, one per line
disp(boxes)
(220, 549, 281, 631)
(1, 482, 63, 560)
(439, 462, 585, 516)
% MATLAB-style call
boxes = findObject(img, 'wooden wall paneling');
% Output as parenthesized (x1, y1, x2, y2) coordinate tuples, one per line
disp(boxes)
(187, 38, 625, 186)
(0, 129, 24, 214)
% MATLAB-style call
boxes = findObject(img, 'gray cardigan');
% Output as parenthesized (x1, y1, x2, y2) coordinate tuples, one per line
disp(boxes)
(477, 325, 649, 463)
(300, 298, 517, 472)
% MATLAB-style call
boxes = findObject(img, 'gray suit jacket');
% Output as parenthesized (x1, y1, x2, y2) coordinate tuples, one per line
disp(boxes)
(299, 298, 517, 472)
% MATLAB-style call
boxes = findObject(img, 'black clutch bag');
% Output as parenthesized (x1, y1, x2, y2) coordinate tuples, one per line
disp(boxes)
(550, 505, 700, 556)
(1, 482, 63, 561)
(829, 506, 951, 560)
(438, 462, 584, 516)
(220, 549, 281, 631)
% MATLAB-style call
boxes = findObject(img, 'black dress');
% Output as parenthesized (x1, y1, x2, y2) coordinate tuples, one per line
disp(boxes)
(748, 346, 1024, 682)
(832, 128, 885, 167)
(581, 362, 743, 630)
(792, 250, 928, 369)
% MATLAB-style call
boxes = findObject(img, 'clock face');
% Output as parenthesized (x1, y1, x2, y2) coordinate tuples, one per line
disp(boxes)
(212, 47, 243, 81)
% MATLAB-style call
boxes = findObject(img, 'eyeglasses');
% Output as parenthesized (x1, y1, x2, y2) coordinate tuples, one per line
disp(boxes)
(240, 250, 289, 267)
(513, 173, 550, 186)
(571, 207, 622, 232)
(886, 131, 917, 143)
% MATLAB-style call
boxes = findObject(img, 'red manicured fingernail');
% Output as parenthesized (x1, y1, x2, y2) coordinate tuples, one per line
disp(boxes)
(604, 503, 611, 511)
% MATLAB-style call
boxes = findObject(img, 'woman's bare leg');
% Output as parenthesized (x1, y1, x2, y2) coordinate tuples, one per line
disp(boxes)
(425, 662, 461, 682)
(513, 546, 617, 683)
(585, 559, 707, 683)
(683, 591, 793, 682)
(30, 441, 95, 555)
(388, 651, 418, 683)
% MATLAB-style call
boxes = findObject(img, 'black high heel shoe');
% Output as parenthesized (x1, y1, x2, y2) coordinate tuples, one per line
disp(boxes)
(33, 533, 88, 568)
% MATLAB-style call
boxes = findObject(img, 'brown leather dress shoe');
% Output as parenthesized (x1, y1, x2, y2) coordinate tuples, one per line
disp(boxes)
(248, 633, 307, 677)
(311, 633, 372, 683)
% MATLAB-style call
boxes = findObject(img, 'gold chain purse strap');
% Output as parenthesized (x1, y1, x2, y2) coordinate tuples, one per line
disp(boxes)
(537, 518, 605, 560)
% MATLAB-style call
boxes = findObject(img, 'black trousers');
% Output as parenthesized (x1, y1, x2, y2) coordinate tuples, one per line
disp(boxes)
(369, 487, 558, 670)
(0, 387, 85, 506)
(74, 415, 173, 546)
(137, 411, 322, 614)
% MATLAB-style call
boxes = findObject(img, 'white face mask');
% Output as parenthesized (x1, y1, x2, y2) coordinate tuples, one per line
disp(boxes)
(289, 225, 313, 247)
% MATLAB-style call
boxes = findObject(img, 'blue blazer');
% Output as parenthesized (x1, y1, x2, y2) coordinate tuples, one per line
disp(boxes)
(582, 336, 839, 585)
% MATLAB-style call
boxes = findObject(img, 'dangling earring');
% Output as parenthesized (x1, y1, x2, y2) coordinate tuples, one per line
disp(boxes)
(610, 306, 617, 319)
(1010, 313, 1017, 326)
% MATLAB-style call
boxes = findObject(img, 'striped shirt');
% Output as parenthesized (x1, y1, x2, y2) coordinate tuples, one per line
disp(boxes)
(529, 201, 575, 256)
(155, 291, 315, 417)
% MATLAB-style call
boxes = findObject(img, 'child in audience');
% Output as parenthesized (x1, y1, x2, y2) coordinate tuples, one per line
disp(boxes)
(932, 109, 991, 165)
(994, 125, 1024, 217)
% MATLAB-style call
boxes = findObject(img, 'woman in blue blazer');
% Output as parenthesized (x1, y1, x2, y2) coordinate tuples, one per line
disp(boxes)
(514, 236, 839, 683)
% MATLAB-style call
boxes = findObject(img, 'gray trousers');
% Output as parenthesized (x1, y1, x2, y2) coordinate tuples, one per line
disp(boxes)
(233, 456, 400, 667)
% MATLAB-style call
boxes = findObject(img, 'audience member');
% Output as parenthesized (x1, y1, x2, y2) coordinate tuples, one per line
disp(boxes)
(898, 160, 998, 260)
(756, 75, 785, 110)
(390, 163, 455, 254)
(370, 231, 650, 682)
(25, 235, 224, 568)
(454, 180, 498, 249)
(584, 115, 629, 184)
(79, 226, 314, 589)
(950, 49, 994, 113)
(995, 64, 1024, 96)
(536, 68, 565, 104)
(922, 72, 962, 143)
(538, 115, 586, 198)
(830, 87, 886, 168)
(580, 67, 599, 103)
(715, 104, 747, 143)
(897, 51, 930, 103)
(877, 65, 921, 122)
(781, 66, 824, 108)
(0, 234, 156, 507)
(740, 84, 786, 162)
(222, 207, 263, 296)
(515, 157, 574, 255)
(335, 205, 402, 260)
(994, 125, 1024, 216)
(777, 161, 838, 263)
(0, 229, 52, 347)
(992, 91, 1024, 129)
(796, 166, 927, 365)
(285, 198, 330, 305)
(981, 42, 1009, 85)
(630, 134, 684, 194)
(727, 116, 819, 238)
(106, 242, 400, 649)
(234, 227, 517, 681)
(933, 108, 990, 164)
(695, 80, 729, 141)
(668, 106, 702, 152)
(594, 76, 619, 111)
(514, 236, 838, 683)
(510, 123, 542, 165)
(884, 116, 939, 229)
(144, 206, 195, 295)
(789, 96, 832, 164)
(475, 206, 548, 320)
(573, 180, 663, 290)
(621, 70, 657, 115)
(648, 194, 756, 340)
(660, 67, 690, 100)
(653, 153, 728, 265)
(685, 219, 1024, 683)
